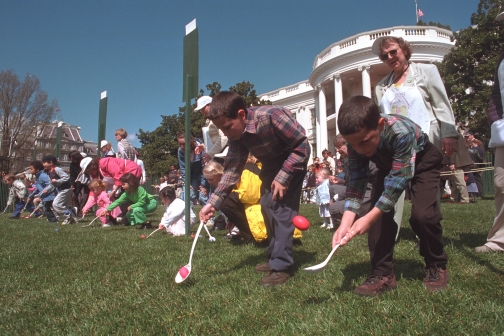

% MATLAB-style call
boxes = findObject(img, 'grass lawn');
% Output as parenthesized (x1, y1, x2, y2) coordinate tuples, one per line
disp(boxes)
(1, 199, 504, 335)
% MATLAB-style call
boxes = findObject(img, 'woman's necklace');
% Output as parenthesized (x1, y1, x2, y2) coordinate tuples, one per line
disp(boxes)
(387, 62, 410, 88)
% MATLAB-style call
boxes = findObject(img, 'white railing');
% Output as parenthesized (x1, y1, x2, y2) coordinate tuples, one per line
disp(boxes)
(313, 26, 454, 68)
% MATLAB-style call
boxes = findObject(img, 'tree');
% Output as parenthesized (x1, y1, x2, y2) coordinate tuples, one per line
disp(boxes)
(0, 70, 58, 172)
(437, 0, 504, 144)
(417, 19, 452, 31)
(138, 81, 271, 177)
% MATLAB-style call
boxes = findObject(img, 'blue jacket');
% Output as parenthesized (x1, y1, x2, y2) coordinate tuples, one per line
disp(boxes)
(29, 170, 56, 202)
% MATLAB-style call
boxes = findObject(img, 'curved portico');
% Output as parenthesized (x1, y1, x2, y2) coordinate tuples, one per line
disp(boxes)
(260, 26, 454, 158)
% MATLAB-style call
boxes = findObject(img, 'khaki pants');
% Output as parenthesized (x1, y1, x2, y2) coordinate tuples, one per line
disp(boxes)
(450, 169, 469, 203)
(486, 147, 504, 251)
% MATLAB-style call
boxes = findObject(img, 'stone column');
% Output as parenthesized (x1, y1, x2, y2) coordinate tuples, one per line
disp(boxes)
(317, 84, 328, 157)
(359, 64, 371, 98)
(333, 73, 342, 136)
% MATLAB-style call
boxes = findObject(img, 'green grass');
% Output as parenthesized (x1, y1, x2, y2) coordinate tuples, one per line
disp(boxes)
(1, 200, 504, 335)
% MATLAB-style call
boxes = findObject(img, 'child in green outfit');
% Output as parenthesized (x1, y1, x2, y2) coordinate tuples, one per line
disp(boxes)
(99, 173, 157, 229)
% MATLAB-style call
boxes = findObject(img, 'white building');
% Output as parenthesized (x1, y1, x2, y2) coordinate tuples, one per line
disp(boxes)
(260, 26, 455, 157)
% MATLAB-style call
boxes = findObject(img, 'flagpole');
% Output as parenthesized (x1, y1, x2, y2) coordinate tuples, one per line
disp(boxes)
(415, 0, 418, 23)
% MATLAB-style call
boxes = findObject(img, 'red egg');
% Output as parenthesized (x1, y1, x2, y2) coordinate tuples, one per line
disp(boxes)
(179, 266, 189, 278)
(140, 235, 146, 239)
(292, 215, 310, 230)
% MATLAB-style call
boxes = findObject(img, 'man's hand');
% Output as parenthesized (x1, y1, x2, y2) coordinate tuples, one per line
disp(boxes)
(199, 203, 215, 222)
(442, 137, 457, 157)
(271, 180, 286, 201)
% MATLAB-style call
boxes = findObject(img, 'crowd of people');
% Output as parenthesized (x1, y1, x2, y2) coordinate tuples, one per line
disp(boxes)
(3, 26, 504, 296)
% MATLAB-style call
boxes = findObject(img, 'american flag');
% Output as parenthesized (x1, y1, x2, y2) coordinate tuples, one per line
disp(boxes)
(417, 8, 424, 17)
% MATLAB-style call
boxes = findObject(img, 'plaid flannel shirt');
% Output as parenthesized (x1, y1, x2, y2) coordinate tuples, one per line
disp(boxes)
(344, 114, 426, 214)
(208, 105, 310, 210)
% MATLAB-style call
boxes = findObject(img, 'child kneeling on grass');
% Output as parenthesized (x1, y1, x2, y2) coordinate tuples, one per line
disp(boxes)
(3, 174, 42, 219)
(157, 186, 195, 236)
(82, 179, 121, 228)
(99, 173, 157, 229)
(332, 96, 449, 296)
(28, 161, 57, 222)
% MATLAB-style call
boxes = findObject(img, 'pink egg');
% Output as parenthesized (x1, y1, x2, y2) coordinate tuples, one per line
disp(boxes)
(293, 215, 310, 231)
(179, 266, 189, 278)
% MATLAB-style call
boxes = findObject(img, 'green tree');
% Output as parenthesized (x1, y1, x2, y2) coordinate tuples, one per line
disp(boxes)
(437, 0, 504, 144)
(417, 19, 452, 31)
(138, 81, 271, 177)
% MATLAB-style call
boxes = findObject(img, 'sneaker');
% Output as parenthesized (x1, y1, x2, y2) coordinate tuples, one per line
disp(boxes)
(260, 271, 291, 286)
(231, 227, 240, 236)
(9, 216, 19, 219)
(255, 262, 272, 273)
(102, 224, 111, 228)
(475, 245, 503, 253)
(423, 266, 449, 292)
(353, 274, 397, 297)
(61, 219, 70, 225)
(326, 224, 334, 230)
(116, 217, 122, 224)
(205, 218, 215, 229)
(320, 223, 327, 228)
(139, 222, 153, 230)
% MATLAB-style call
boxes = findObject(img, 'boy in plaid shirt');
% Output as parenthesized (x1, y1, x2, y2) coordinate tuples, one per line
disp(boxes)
(333, 96, 449, 296)
(199, 91, 310, 286)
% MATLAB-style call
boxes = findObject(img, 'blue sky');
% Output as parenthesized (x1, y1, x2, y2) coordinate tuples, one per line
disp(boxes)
(1, 0, 477, 146)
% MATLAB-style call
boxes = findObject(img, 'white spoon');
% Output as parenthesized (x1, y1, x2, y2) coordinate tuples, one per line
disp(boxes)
(81, 216, 100, 228)
(145, 228, 161, 238)
(303, 235, 347, 273)
(175, 221, 205, 283)
(203, 224, 216, 242)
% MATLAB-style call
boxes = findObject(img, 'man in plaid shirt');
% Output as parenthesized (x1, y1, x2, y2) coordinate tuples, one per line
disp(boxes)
(333, 96, 449, 296)
(199, 91, 310, 286)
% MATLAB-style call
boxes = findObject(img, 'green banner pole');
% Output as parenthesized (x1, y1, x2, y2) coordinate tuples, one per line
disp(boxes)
(183, 19, 199, 236)
(98, 91, 108, 153)
(55, 121, 63, 159)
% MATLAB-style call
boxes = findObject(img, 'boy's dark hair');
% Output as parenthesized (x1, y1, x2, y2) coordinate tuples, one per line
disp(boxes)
(42, 155, 58, 164)
(119, 173, 140, 190)
(337, 96, 381, 135)
(69, 151, 83, 162)
(159, 186, 176, 201)
(30, 161, 44, 171)
(208, 91, 247, 120)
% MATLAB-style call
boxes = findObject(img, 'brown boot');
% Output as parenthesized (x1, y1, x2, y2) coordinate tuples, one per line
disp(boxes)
(260, 271, 290, 286)
(254, 262, 272, 273)
(353, 274, 397, 297)
(423, 266, 449, 292)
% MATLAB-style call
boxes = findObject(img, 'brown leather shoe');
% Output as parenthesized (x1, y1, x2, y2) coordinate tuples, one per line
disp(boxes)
(353, 274, 397, 296)
(260, 271, 290, 286)
(254, 262, 272, 273)
(423, 266, 449, 292)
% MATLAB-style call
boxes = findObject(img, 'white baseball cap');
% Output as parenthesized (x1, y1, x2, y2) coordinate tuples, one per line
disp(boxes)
(194, 96, 212, 111)
(100, 140, 108, 148)
(496, 12, 504, 21)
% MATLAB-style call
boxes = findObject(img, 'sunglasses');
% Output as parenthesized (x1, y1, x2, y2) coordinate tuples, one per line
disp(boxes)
(379, 49, 398, 61)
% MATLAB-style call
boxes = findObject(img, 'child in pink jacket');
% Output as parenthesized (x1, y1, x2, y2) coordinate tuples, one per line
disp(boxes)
(82, 179, 121, 227)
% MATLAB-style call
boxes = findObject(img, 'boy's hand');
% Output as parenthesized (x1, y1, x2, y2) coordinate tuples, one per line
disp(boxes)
(346, 208, 383, 240)
(127, 206, 131, 211)
(34, 197, 41, 203)
(271, 181, 286, 201)
(98, 209, 108, 217)
(199, 203, 215, 222)
(51, 179, 57, 183)
(332, 211, 356, 247)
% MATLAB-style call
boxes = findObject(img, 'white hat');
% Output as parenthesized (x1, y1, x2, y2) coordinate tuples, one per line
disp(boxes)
(100, 140, 108, 148)
(194, 96, 212, 111)
(214, 146, 229, 158)
(80, 152, 87, 157)
(496, 12, 504, 21)
(80, 157, 92, 173)
(372, 36, 390, 56)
